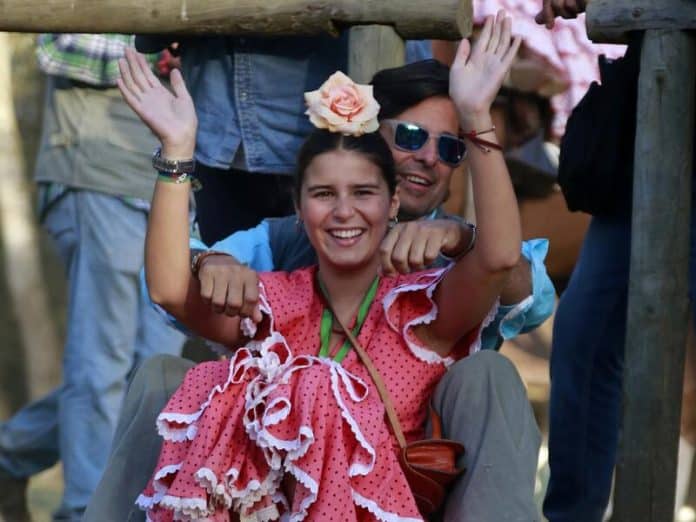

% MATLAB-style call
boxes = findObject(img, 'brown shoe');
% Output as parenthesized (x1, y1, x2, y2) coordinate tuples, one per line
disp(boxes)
(0, 474, 30, 522)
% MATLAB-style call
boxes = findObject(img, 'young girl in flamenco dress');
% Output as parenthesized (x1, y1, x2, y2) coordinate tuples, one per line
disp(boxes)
(117, 12, 522, 521)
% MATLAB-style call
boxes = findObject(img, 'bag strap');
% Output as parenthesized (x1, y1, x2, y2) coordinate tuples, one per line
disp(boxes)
(329, 310, 409, 449)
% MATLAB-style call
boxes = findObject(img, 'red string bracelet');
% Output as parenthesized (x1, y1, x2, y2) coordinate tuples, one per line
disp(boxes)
(460, 126, 503, 153)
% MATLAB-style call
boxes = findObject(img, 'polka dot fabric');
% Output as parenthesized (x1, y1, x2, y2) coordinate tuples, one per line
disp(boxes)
(136, 266, 480, 521)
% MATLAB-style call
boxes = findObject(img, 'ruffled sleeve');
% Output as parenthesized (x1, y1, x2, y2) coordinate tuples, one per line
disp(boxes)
(382, 268, 498, 367)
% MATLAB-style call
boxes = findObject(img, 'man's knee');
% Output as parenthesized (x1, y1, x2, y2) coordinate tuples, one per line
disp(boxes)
(433, 351, 539, 446)
(128, 355, 194, 403)
(434, 351, 525, 405)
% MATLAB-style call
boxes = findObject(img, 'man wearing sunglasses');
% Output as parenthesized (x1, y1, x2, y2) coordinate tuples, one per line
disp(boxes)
(85, 59, 552, 521)
(190, 60, 553, 345)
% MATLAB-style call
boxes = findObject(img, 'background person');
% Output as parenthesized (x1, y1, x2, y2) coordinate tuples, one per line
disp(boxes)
(134, 35, 435, 246)
(0, 35, 187, 522)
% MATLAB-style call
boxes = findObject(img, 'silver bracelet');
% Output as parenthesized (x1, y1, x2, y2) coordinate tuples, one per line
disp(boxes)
(441, 222, 477, 262)
(152, 147, 196, 174)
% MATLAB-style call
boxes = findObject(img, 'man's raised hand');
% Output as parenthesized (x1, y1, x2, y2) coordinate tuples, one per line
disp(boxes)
(449, 11, 521, 129)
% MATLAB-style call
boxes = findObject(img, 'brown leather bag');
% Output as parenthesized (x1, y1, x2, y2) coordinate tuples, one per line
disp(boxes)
(332, 314, 466, 518)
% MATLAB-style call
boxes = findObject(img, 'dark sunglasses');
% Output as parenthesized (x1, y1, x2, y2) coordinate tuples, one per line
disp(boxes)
(382, 119, 467, 166)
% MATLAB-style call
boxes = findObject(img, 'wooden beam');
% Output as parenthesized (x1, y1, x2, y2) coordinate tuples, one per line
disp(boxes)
(587, 0, 696, 43)
(348, 25, 405, 84)
(0, 0, 471, 40)
(614, 29, 696, 521)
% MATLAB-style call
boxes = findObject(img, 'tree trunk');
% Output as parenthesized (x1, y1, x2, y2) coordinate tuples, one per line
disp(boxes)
(0, 32, 61, 404)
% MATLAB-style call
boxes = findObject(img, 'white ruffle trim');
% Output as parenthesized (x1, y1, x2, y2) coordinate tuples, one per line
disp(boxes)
(240, 503, 280, 522)
(284, 461, 319, 522)
(353, 490, 424, 522)
(226, 466, 283, 514)
(328, 361, 375, 478)
(136, 463, 184, 510)
(159, 493, 209, 520)
(469, 298, 500, 354)
(195, 467, 233, 509)
(383, 267, 456, 366)
(135, 464, 182, 520)
(135, 493, 158, 511)
(383, 267, 503, 364)
(255, 425, 315, 463)
(156, 345, 258, 442)
(154, 463, 182, 483)
(155, 411, 200, 442)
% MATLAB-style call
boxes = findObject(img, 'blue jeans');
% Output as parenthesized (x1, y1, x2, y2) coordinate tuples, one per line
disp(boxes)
(0, 191, 186, 521)
(544, 205, 696, 521)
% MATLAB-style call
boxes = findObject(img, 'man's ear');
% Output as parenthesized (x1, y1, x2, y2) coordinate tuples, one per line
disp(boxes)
(389, 190, 400, 220)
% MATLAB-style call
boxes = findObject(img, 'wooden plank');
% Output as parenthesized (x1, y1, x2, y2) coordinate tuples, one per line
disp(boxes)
(613, 29, 696, 521)
(347, 25, 405, 84)
(587, 0, 696, 43)
(0, 0, 471, 40)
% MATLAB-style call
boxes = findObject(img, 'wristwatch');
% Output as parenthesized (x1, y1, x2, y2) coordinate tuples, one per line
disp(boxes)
(440, 221, 477, 262)
(152, 147, 196, 174)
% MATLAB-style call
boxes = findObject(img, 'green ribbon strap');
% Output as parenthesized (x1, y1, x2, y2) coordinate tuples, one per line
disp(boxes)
(318, 276, 379, 363)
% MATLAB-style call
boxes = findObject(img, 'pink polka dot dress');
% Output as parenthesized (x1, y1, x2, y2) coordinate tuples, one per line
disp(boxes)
(136, 266, 482, 521)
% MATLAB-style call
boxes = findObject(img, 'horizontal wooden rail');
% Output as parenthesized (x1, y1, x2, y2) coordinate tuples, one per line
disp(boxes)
(0, 0, 471, 39)
(586, 0, 696, 43)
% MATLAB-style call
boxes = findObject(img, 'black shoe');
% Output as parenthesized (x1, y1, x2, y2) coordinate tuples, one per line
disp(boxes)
(0, 474, 30, 522)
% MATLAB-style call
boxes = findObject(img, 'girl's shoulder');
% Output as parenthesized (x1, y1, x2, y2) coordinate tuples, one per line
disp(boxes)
(256, 267, 321, 326)
(258, 266, 318, 297)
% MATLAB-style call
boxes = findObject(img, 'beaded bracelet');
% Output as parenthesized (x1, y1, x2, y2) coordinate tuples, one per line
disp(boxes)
(157, 171, 190, 184)
(156, 171, 203, 192)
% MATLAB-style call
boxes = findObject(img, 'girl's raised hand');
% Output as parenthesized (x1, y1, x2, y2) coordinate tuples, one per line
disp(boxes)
(117, 47, 197, 157)
(449, 11, 522, 128)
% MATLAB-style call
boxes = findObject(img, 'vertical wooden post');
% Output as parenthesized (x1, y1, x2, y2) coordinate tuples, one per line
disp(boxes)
(347, 25, 405, 83)
(614, 29, 696, 520)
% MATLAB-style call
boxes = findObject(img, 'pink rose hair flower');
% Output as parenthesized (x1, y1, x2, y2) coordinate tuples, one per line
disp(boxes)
(304, 71, 380, 136)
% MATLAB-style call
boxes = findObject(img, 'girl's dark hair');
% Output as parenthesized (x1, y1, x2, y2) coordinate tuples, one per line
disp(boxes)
(294, 129, 396, 200)
(371, 59, 450, 119)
